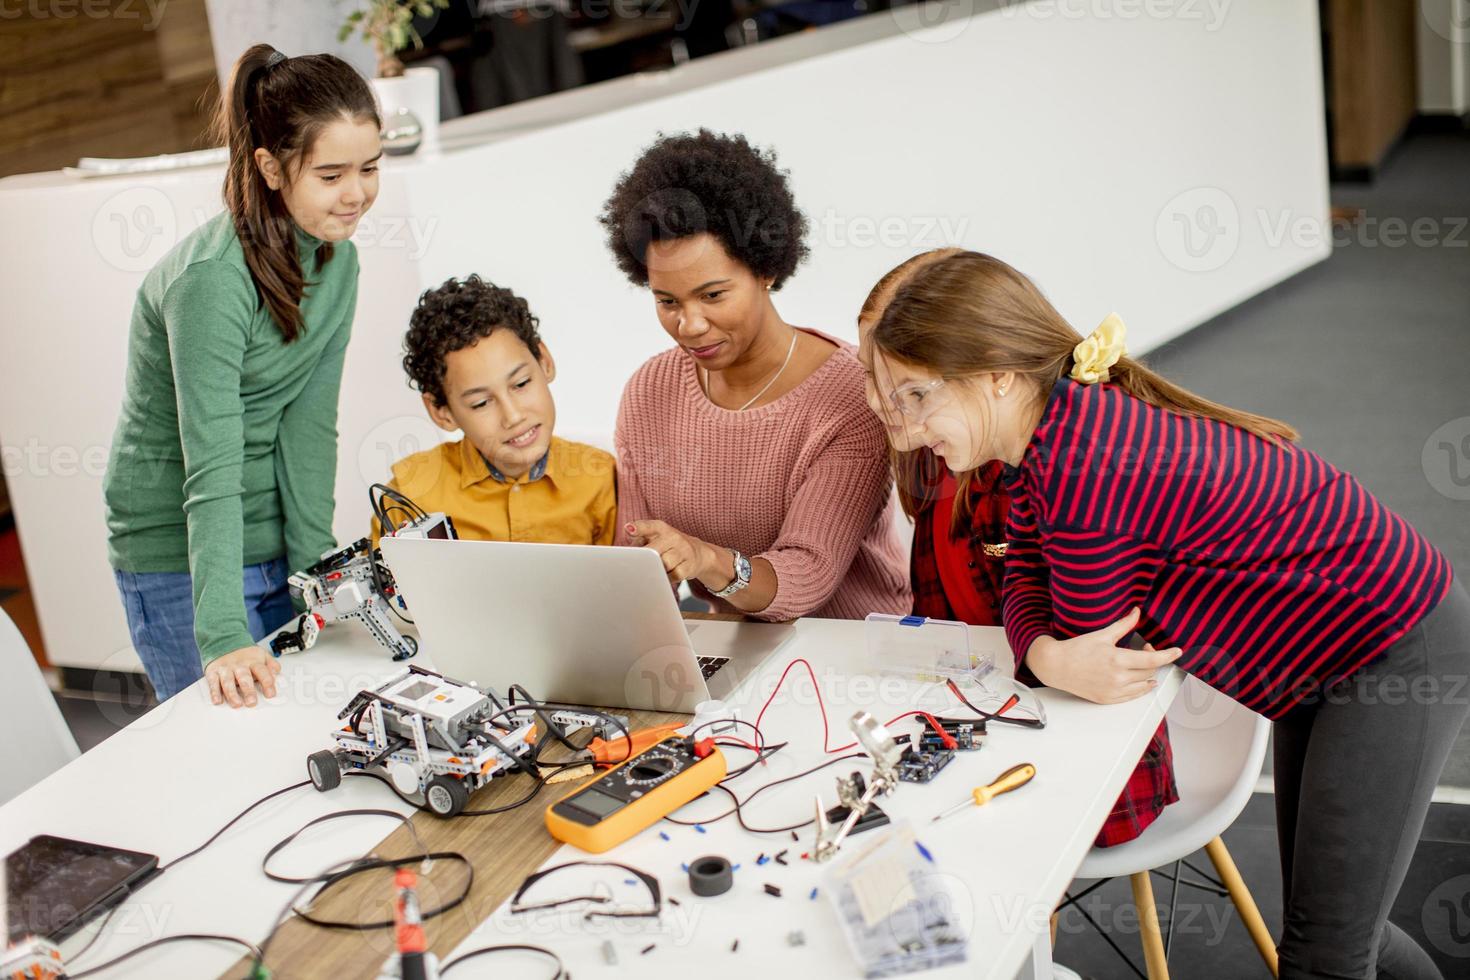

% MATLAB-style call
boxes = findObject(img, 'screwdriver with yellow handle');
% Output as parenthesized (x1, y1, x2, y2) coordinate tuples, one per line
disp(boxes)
(932, 762, 1038, 822)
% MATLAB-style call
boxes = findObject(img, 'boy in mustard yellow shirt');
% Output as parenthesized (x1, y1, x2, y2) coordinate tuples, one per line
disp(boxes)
(378, 275, 616, 544)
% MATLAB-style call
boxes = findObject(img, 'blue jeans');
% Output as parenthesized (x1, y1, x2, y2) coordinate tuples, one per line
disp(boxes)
(113, 557, 295, 701)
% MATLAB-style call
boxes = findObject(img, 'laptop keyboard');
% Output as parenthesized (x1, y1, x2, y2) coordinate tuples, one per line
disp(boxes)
(697, 656, 729, 680)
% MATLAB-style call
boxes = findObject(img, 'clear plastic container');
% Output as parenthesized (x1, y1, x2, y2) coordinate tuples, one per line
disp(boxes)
(825, 821, 970, 977)
(864, 613, 990, 683)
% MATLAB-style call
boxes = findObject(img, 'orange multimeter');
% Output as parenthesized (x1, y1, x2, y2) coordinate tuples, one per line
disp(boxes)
(545, 735, 726, 853)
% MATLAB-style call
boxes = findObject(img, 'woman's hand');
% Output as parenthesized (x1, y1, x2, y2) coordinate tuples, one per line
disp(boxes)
(205, 645, 282, 708)
(1025, 607, 1182, 705)
(625, 520, 727, 589)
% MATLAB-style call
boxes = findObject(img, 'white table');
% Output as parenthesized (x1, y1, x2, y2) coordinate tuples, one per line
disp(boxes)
(1, 619, 1179, 978)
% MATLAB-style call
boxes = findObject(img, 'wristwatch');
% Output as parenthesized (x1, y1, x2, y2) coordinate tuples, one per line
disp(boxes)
(712, 550, 752, 598)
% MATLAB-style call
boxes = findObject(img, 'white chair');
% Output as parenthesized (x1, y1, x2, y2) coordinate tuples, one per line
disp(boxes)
(0, 605, 80, 805)
(1065, 675, 1278, 979)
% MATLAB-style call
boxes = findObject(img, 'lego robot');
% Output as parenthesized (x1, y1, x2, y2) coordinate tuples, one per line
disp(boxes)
(307, 665, 624, 818)
(271, 506, 456, 662)
(0, 937, 64, 980)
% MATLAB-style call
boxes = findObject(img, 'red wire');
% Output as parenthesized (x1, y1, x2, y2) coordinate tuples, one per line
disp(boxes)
(756, 659, 957, 753)
(713, 737, 764, 753)
(946, 678, 1021, 719)
(755, 659, 836, 751)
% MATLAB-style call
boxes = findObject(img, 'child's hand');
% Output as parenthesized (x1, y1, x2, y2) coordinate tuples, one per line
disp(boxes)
(1025, 607, 1182, 705)
(625, 520, 717, 586)
(205, 646, 282, 708)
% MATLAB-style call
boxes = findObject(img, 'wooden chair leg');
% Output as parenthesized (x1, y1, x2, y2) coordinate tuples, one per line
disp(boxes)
(1050, 909, 1059, 946)
(1130, 872, 1171, 980)
(1204, 836, 1280, 978)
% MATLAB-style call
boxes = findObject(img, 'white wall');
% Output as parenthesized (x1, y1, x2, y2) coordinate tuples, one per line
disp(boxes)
(0, 0, 1331, 672)
(204, 0, 378, 86)
(1417, 0, 1470, 115)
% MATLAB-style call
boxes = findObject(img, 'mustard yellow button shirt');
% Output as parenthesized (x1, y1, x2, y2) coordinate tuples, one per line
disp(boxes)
(376, 435, 617, 546)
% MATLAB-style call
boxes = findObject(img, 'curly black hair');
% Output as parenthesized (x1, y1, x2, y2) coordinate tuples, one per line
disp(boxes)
(599, 129, 810, 289)
(401, 275, 543, 406)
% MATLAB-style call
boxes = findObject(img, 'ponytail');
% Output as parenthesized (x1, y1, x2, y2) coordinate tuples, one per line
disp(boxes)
(1104, 355, 1298, 443)
(211, 44, 379, 342)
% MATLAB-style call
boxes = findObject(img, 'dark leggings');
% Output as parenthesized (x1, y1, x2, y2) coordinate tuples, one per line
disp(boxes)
(1272, 577, 1470, 979)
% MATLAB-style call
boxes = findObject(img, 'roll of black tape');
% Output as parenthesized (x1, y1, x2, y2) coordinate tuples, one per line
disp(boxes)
(689, 855, 733, 897)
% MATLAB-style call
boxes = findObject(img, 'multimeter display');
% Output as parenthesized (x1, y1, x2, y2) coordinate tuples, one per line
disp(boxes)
(547, 736, 726, 852)
(570, 788, 623, 819)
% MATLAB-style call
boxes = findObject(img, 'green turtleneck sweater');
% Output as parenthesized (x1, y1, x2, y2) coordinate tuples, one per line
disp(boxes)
(104, 210, 358, 665)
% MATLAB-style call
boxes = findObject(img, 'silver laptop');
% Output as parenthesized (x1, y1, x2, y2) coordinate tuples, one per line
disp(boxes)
(378, 536, 795, 712)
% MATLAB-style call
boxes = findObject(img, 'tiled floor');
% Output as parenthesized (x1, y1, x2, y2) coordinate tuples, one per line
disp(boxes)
(1052, 794, 1470, 978)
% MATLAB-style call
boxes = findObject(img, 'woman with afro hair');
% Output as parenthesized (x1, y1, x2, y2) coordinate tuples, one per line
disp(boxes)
(601, 129, 910, 621)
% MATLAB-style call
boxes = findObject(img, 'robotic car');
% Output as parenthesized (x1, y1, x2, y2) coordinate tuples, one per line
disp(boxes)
(307, 665, 534, 817)
(308, 665, 623, 818)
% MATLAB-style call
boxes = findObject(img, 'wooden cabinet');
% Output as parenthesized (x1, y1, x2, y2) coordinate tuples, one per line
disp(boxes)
(1322, 0, 1420, 179)
(0, 0, 217, 179)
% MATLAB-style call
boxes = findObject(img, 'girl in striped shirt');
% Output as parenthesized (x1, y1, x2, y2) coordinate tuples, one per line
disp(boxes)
(863, 250, 1468, 980)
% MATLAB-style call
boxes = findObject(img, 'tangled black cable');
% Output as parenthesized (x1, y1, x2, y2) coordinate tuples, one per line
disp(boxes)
(65, 934, 263, 979)
(664, 751, 871, 834)
(440, 943, 567, 977)
(57, 681, 654, 976)
(369, 482, 429, 531)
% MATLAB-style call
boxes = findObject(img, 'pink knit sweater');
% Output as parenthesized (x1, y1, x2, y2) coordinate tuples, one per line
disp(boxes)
(614, 330, 912, 621)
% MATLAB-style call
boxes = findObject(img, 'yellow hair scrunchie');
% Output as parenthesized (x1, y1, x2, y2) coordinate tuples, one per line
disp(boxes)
(1070, 312, 1127, 384)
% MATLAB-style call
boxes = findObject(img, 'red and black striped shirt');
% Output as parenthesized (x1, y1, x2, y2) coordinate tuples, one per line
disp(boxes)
(910, 454, 1179, 847)
(1002, 378, 1453, 720)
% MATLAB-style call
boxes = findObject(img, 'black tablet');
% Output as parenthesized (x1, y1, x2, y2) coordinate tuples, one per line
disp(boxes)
(5, 835, 160, 944)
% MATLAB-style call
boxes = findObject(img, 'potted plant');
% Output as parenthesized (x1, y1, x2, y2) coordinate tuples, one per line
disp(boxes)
(340, 0, 451, 153)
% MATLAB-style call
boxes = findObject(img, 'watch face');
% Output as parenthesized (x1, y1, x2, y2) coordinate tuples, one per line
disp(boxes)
(716, 552, 751, 597)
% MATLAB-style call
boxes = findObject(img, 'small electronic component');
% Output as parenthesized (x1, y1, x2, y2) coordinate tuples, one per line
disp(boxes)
(689, 856, 734, 897)
(375, 868, 441, 979)
(546, 736, 726, 853)
(920, 717, 985, 752)
(897, 745, 955, 784)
